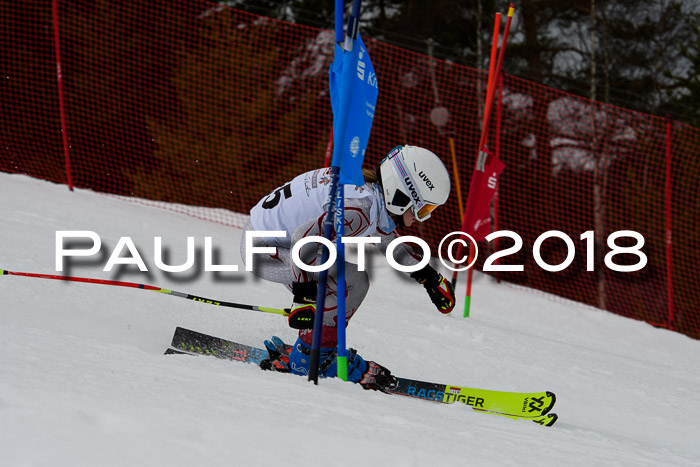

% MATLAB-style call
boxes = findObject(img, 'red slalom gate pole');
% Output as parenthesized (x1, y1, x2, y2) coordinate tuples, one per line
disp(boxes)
(454, 4, 514, 318)
(664, 116, 675, 330)
(494, 74, 504, 282)
(450, 11, 501, 289)
(51, 0, 74, 191)
(323, 129, 334, 167)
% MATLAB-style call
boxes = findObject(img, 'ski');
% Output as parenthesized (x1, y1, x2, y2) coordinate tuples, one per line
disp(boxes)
(166, 327, 269, 364)
(387, 377, 556, 420)
(166, 327, 558, 427)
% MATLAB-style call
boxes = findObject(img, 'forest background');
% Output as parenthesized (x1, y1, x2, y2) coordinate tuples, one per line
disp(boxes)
(230, 0, 700, 127)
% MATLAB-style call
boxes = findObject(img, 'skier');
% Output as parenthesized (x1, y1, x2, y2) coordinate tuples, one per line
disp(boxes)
(240, 145, 456, 391)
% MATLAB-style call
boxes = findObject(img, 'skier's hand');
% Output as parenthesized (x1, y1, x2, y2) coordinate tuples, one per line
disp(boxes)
(260, 336, 291, 372)
(410, 265, 456, 314)
(359, 361, 397, 393)
(288, 280, 317, 329)
(288, 303, 315, 329)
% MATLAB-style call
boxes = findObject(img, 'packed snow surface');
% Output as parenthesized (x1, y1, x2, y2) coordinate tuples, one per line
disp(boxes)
(2, 172, 699, 466)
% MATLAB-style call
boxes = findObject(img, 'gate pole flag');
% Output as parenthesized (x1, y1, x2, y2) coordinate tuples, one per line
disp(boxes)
(308, 0, 378, 383)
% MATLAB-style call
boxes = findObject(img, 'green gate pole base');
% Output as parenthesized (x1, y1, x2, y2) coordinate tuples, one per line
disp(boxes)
(337, 355, 348, 381)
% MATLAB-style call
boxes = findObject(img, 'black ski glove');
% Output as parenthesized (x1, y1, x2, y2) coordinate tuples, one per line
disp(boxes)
(410, 265, 456, 314)
(259, 336, 291, 372)
(288, 281, 317, 329)
(359, 360, 397, 393)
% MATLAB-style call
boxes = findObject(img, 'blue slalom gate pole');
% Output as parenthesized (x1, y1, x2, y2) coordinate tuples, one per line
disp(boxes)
(335, 0, 343, 41)
(310, 0, 376, 384)
(335, 184, 348, 380)
(308, 0, 364, 384)
(333, 0, 356, 383)
(308, 165, 340, 384)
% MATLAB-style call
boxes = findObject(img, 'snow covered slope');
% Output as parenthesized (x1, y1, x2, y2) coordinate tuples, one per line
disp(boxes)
(2, 172, 699, 467)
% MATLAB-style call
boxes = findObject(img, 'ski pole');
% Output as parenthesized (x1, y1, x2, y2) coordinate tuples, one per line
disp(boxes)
(0, 268, 290, 317)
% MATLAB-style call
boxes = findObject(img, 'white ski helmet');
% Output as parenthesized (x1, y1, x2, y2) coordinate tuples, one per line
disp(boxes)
(379, 145, 450, 222)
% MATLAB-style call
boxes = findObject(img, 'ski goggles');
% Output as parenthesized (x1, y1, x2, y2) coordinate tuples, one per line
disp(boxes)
(415, 202, 439, 221)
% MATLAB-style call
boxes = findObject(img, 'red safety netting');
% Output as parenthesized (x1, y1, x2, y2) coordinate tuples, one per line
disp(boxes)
(2, 1, 698, 338)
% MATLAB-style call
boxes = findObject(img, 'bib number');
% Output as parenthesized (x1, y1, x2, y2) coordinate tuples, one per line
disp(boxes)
(262, 183, 292, 209)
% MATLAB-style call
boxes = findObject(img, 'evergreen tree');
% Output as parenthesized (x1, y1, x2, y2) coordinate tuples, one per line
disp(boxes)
(667, 23, 700, 127)
(594, 0, 695, 114)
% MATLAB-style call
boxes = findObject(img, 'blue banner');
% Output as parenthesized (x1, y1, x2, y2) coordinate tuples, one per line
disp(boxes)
(329, 33, 378, 186)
